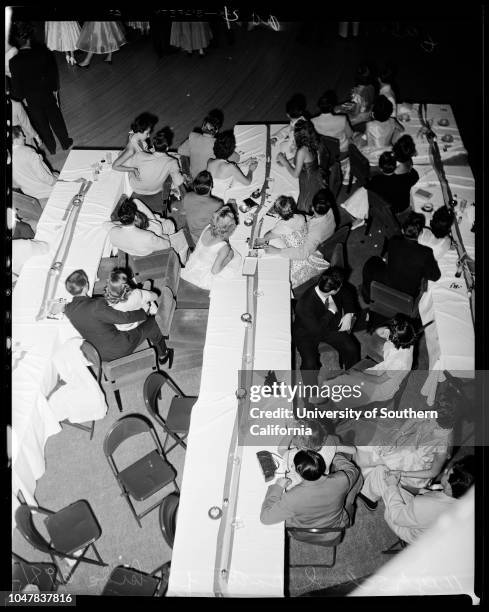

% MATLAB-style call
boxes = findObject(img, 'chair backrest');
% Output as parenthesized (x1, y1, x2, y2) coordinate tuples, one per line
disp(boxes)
(103, 414, 156, 458)
(161, 175, 173, 201)
(329, 242, 345, 269)
(317, 225, 350, 261)
(370, 281, 416, 318)
(12, 191, 43, 220)
(287, 526, 344, 546)
(367, 190, 401, 239)
(159, 493, 179, 548)
(12, 555, 58, 592)
(319, 134, 340, 166)
(81, 341, 102, 384)
(348, 144, 370, 186)
(14, 506, 52, 554)
(129, 248, 181, 291)
(155, 286, 176, 338)
(102, 566, 160, 596)
(143, 372, 169, 421)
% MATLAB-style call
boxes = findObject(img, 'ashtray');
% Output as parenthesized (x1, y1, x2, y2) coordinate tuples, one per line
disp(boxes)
(421, 203, 434, 212)
(438, 118, 450, 127)
(251, 189, 261, 199)
(239, 204, 249, 213)
(441, 134, 454, 143)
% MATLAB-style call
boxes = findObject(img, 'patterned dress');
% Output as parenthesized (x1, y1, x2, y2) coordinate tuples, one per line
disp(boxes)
(77, 22, 126, 54)
(282, 228, 329, 288)
(45, 21, 81, 52)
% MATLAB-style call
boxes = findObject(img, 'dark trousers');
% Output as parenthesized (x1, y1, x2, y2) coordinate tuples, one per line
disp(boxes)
(26, 92, 70, 154)
(102, 317, 167, 361)
(293, 327, 360, 388)
(362, 256, 387, 301)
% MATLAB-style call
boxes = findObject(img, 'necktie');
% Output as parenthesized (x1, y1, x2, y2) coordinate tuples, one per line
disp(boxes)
(327, 296, 338, 314)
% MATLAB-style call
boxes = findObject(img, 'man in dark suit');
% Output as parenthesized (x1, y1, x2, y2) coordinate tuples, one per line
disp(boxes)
(362, 212, 441, 300)
(63, 270, 170, 363)
(293, 266, 360, 389)
(260, 450, 362, 528)
(9, 21, 73, 155)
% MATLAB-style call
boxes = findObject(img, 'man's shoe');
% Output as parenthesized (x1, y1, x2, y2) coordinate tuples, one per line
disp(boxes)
(358, 492, 378, 511)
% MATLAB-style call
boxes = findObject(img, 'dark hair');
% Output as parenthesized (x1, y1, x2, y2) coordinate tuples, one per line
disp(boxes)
(379, 66, 394, 85)
(193, 170, 213, 195)
(402, 212, 425, 239)
(448, 455, 475, 499)
(294, 450, 326, 481)
(213, 130, 236, 160)
(292, 420, 327, 451)
(312, 188, 334, 216)
(65, 269, 89, 296)
(152, 128, 171, 152)
(317, 90, 338, 114)
(134, 210, 149, 230)
(118, 200, 137, 225)
(294, 120, 319, 154)
(378, 151, 397, 174)
(355, 64, 373, 86)
(130, 112, 158, 135)
(317, 266, 345, 293)
(430, 207, 454, 239)
(104, 268, 134, 304)
(12, 125, 24, 139)
(372, 95, 393, 122)
(386, 314, 416, 349)
(286, 94, 307, 119)
(273, 195, 297, 221)
(202, 114, 222, 136)
(11, 21, 34, 47)
(435, 394, 459, 430)
(393, 134, 417, 163)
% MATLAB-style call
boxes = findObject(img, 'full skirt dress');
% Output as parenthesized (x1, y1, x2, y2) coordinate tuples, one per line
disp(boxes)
(77, 21, 126, 54)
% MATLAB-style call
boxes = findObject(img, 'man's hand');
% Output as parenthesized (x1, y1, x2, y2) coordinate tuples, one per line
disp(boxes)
(264, 245, 281, 255)
(275, 477, 291, 489)
(385, 470, 401, 487)
(338, 313, 354, 332)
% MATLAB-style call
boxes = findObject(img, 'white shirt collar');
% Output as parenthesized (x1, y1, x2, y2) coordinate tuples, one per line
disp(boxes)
(315, 286, 328, 304)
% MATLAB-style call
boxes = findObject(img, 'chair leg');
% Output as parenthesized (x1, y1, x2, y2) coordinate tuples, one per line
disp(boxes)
(382, 538, 406, 554)
(346, 171, 354, 195)
(364, 215, 373, 236)
(114, 388, 123, 412)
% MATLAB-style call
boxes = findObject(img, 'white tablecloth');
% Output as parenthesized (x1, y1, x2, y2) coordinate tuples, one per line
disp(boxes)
(168, 124, 297, 597)
(12, 149, 125, 517)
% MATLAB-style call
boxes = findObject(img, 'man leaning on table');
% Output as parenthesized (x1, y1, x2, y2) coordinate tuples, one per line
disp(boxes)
(260, 449, 362, 528)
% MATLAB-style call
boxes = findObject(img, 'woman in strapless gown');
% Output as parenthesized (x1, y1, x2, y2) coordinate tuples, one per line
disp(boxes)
(207, 130, 258, 201)
(276, 120, 324, 214)
(181, 205, 242, 290)
(112, 112, 159, 179)
(359, 95, 404, 164)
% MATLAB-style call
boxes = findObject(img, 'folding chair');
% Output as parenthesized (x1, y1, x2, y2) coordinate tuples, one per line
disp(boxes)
(12, 553, 58, 592)
(159, 493, 179, 549)
(102, 562, 171, 596)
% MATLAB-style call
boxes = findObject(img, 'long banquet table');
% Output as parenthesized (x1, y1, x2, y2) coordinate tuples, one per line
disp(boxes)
(12, 149, 127, 517)
(167, 124, 298, 597)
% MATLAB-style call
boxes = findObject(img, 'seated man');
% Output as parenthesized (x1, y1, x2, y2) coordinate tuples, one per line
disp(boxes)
(293, 266, 360, 389)
(105, 197, 175, 257)
(182, 170, 223, 245)
(260, 449, 362, 528)
(130, 128, 186, 214)
(358, 455, 475, 544)
(12, 125, 57, 206)
(311, 90, 353, 157)
(362, 212, 441, 300)
(178, 112, 239, 179)
(63, 269, 171, 364)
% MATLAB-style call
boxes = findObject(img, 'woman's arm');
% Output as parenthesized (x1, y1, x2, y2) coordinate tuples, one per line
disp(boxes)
(112, 145, 140, 177)
(211, 243, 234, 275)
(231, 159, 258, 186)
(278, 147, 306, 179)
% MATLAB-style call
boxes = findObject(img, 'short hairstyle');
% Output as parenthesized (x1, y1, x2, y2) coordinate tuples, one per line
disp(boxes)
(118, 200, 137, 225)
(11, 21, 34, 47)
(386, 314, 417, 349)
(402, 211, 425, 239)
(294, 119, 319, 154)
(393, 134, 417, 163)
(355, 64, 373, 86)
(153, 127, 172, 152)
(294, 450, 326, 481)
(448, 455, 475, 499)
(209, 205, 237, 240)
(65, 269, 89, 295)
(286, 94, 307, 119)
(292, 420, 328, 451)
(12, 125, 24, 140)
(130, 112, 158, 135)
(430, 206, 454, 239)
(378, 151, 397, 174)
(435, 393, 459, 430)
(372, 95, 394, 122)
(104, 268, 134, 304)
(193, 170, 213, 195)
(133, 210, 149, 230)
(312, 188, 334, 216)
(317, 266, 345, 293)
(202, 114, 222, 136)
(317, 90, 338, 114)
(213, 130, 236, 160)
(274, 195, 297, 221)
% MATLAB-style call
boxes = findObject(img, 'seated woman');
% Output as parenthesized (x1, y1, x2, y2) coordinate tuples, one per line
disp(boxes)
(207, 131, 258, 201)
(128, 128, 186, 214)
(418, 206, 454, 260)
(104, 267, 158, 331)
(104, 197, 175, 257)
(354, 391, 457, 489)
(358, 95, 404, 163)
(112, 112, 159, 178)
(277, 419, 356, 489)
(276, 119, 324, 214)
(315, 314, 416, 407)
(180, 205, 242, 290)
(263, 192, 333, 288)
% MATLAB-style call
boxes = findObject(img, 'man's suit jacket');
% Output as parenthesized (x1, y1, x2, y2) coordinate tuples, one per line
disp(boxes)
(260, 454, 361, 528)
(64, 296, 147, 361)
(386, 236, 441, 297)
(10, 45, 59, 102)
(293, 282, 358, 339)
